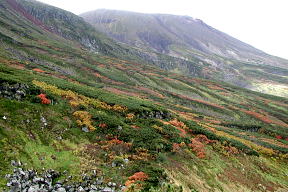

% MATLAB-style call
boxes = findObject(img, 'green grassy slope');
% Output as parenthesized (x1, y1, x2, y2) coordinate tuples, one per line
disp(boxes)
(0, 0, 287, 191)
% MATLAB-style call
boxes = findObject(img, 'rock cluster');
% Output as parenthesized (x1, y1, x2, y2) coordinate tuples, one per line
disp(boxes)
(137, 110, 171, 119)
(5, 161, 124, 192)
(0, 82, 29, 100)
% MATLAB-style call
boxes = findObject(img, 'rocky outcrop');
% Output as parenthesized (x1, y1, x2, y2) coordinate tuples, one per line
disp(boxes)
(137, 110, 171, 119)
(0, 82, 29, 100)
(5, 161, 124, 192)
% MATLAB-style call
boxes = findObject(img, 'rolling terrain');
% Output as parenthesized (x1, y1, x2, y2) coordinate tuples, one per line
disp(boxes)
(81, 9, 288, 97)
(0, 0, 287, 191)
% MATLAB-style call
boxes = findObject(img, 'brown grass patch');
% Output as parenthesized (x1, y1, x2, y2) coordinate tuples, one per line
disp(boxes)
(104, 87, 142, 97)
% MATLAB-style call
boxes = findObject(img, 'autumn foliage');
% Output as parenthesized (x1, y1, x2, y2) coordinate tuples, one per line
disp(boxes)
(37, 94, 51, 104)
(98, 123, 107, 128)
(126, 113, 135, 120)
(130, 148, 151, 161)
(73, 111, 95, 131)
(275, 135, 282, 140)
(99, 138, 132, 159)
(188, 135, 215, 158)
(242, 110, 273, 124)
(33, 68, 45, 73)
(125, 172, 148, 187)
(188, 138, 206, 158)
(165, 118, 188, 137)
(172, 142, 186, 152)
(32, 80, 128, 112)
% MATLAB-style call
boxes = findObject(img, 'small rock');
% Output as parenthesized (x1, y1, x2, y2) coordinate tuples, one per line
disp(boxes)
(102, 187, 113, 192)
(96, 179, 103, 185)
(40, 116, 47, 123)
(77, 186, 85, 191)
(2, 116, 7, 120)
(20, 170, 26, 176)
(90, 184, 97, 190)
(28, 185, 40, 192)
(82, 126, 89, 133)
(123, 159, 129, 164)
(92, 170, 97, 176)
(57, 187, 66, 192)
(11, 160, 16, 166)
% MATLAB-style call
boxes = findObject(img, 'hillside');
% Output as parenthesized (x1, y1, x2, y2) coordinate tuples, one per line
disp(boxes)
(80, 9, 288, 97)
(0, 0, 288, 191)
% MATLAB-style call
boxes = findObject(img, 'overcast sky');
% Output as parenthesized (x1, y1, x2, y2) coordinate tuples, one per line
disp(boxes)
(38, 0, 288, 59)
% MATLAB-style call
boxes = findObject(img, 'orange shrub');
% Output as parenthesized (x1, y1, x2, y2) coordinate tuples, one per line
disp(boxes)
(166, 118, 188, 137)
(168, 118, 186, 128)
(188, 138, 206, 159)
(126, 113, 135, 120)
(172, 143, 181, 152)
(99, 138, 132, 157)
(172, 142, 186, 152)
(37, 94, 51, 104)
(33, 68, 45, 73)
(125, 172, 148, 187)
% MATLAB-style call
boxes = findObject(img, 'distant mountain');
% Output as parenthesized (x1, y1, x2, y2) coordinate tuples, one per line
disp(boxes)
(81, 9, 288, 97)
(80, 9, 287, 67)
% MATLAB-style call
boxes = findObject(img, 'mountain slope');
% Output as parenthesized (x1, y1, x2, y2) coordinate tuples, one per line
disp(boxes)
(0, 1, 288, 191)
(81, 9, 288, 97)
(80, 9, 288, 67)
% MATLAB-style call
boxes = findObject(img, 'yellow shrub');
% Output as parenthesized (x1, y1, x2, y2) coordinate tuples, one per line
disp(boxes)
(32, 80, 127, 112)
(73, 111, 95, 131)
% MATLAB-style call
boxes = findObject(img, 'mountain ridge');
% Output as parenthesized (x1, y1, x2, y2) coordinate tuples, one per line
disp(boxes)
(80, 9, 288, 97)
(80, 9, 273, 61)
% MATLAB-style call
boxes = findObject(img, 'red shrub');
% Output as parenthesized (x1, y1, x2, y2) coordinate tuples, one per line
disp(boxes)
(98, 123, 107, 128)
(275, 135, 282, 140)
